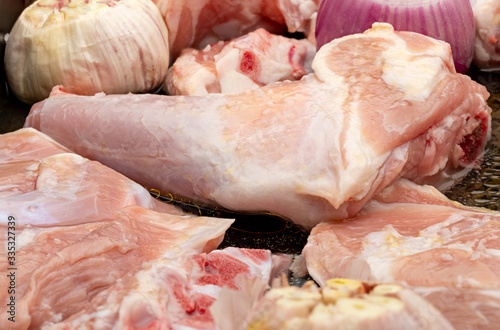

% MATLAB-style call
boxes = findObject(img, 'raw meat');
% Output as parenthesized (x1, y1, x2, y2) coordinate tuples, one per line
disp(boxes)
(25, 23, 492, 230)
(0, 127, 71, 162)
(473, 0, 500, 69)
(217, 278, 453, 330)
(42, 247, 289, 329)
(301, 179, 500, 329)
(0, 128, 234, 329)
(0, 128, 182, 228)
(152, 0, 319, 60)
(164, 28, 315, 95)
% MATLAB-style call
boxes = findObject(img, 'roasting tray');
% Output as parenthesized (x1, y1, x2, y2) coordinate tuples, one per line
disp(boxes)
(1, 64, 499, 268)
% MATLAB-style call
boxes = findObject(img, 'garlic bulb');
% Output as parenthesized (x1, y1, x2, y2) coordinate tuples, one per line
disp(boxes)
(5, 0, 170, 104)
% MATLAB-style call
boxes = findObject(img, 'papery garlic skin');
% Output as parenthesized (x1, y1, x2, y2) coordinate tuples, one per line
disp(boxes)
(5, 0, 169, 104)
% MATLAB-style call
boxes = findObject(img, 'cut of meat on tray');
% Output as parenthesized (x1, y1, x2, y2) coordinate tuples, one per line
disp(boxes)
(164, 28, 315, 95)
(213, 278, 453, 330)
(0, 128, 183, 227)
(0, 128, 234, 330)
(25, 23, 492, 230)
(42, 247, 291, 330)
(301, 178, 500, 330)
(152, 0, 319, 61)
(0, 206, 233, 330)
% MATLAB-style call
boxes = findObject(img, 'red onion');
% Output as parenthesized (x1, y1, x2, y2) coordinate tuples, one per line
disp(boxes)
(315, 0, 475, 73)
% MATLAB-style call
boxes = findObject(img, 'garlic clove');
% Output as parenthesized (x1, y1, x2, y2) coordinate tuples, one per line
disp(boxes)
(336, 297, 387, 318)
(325, 278, 366, 294)
(370, 283, 404, 296)
(242, 278, 453, 329)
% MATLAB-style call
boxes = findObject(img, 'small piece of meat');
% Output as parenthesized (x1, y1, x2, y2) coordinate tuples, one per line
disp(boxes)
(302, 179, 500, 329)
(232, 278, 453, 330)
(25, 23, 491, 230)
(164, 28, 315, 95)
(152, 0, 319, 61)
(0, 128, 233, 330)
(473, 0, 500, 69)
(43, 247, 288, 329)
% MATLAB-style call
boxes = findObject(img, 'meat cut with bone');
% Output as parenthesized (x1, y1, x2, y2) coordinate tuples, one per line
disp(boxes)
(164, 28, 315, 96)
(25, 23, 492, 230)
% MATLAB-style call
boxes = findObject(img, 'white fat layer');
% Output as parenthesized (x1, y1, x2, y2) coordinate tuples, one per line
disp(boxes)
(37, 154, 87, 200)
(337, 102, 391, 200)
(360, 212, 492, 282)
(173, 56, 218, 96)
(293, 0, 317, 19)
(315, 23, 446, 102)
(124, 180, 156, 209)
(172, 325, 199, 330)
(16, 228, 39, 249)
(380, 34, 446, 101)
(187, 67, 217, 95)
(485, 248, 500, 257)
(191, 284, 221, 298)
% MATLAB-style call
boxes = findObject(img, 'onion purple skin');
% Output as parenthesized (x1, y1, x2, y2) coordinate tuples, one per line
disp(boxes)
(315, 0, 475, 74)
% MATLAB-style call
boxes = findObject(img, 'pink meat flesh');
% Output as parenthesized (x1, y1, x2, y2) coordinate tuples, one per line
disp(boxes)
(25, 23, 492, 230)
(0, 128, 181, 227)
(164, 28, 315, 95)
(302, 179, 500, 330)
(0, 128, 233, 329)
(43, 247, 289, 329)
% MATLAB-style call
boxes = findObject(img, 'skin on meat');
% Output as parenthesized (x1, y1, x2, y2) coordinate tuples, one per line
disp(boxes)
(25, 23, 492, 231)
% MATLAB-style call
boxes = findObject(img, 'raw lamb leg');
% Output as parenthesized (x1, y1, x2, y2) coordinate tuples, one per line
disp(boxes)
(301, 178, 500, 329)
(164, 28, 315, 95)
(0, 128, 233, 330)
(25, 23, 491, 230)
